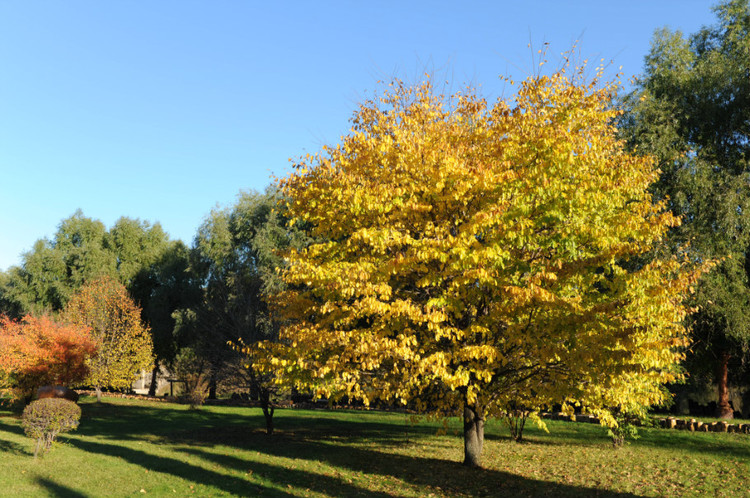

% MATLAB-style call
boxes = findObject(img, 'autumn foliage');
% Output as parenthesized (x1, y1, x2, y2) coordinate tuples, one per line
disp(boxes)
(272, 62, 701, 466)
(0, 314, 96, 400)
(63, 276, 153, 398)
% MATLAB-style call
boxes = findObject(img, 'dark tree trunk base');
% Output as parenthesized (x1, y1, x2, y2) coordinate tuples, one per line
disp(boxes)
(260, 388, 275, 435)
(463, 401, 484, 468)
(208, 374, 217, 400)
(148, 363, 159, 397)
(717, 351, 733, 419)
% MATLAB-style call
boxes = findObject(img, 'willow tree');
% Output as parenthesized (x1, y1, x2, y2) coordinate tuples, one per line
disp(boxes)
(621, 0, 750, 418)
(182, 189, 308, 425)
(272, 63, 697, 467)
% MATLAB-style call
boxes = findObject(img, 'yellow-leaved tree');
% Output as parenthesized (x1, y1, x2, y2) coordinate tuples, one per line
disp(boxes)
(64, 276, 153, 401)
(272, 62, 700, 467)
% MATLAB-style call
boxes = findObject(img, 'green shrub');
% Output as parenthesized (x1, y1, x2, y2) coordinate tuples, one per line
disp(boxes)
(608, 412, 641, 448)
(173, 347, 209, 409)
(21, 398, 81, 457)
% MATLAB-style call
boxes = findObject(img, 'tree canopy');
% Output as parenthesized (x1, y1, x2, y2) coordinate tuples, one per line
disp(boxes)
(621, 0, 750, 418)
(271, 63, 698, 466)
(129, 240, 200, 394)
(177, 188, 309, 406)
(63, 276, 153, 400)
(0, 211, 171, 318)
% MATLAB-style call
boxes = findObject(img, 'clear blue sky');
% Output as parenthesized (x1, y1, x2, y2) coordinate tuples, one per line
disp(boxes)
(0, 1, 713, 271)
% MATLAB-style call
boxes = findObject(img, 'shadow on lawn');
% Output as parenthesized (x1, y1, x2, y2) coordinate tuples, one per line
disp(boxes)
(35, 477, 88, 498)
(76, 399, 254, 441)
(635, 427, 750, 460)
(487, 419, 750, 460)
(141, 407, 645, 497)
(480, 421, 613, 447)
(0, 418, 29, 455)
(65, 427, 642, 498)
(517, 417, 750, 461)
(0, 438, 26, 455)
(5, 400, 748, 497)
(66, 402, 640, 497)
(66, 437, 296, 497)
(176, 436, 641, 498)
(77, 398, 442, 449)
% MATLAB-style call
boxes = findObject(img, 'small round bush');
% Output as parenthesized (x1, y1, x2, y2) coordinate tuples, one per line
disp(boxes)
(22, 398, 81, 457)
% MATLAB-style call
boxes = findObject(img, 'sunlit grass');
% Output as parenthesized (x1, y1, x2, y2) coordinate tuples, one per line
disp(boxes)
(0, 396, 748, 497)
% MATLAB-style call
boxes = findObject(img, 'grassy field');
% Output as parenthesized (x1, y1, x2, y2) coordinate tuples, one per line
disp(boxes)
(0, 396, 749, 497)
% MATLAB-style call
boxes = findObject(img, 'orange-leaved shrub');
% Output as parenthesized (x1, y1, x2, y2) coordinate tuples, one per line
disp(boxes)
(0, 315, 96, 401)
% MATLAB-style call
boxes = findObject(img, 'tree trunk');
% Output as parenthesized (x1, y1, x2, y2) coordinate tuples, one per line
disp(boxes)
(716, 351, 733, 419)
(208, 373, 217, 400)
(463, 400, 484, 468)
(148, 363, 159, 396)
(95, 386, 102, 403)
(260, 387, 275, 435)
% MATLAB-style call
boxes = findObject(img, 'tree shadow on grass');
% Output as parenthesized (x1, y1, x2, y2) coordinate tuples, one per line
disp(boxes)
(482, 424, 612, 448)
(67, 437, 293, 497)
(76, 399, 441, 446)
(0, 438, 26, 455)
(10, 400, 748, 497)
(35, 478, 88, 498)
(76, 399, 254, 441)
(164, 416, 437, 451)
(0, 417, 29, 455)
(175, 435, 642, 498)
(67, 437, 391, 497)
(518, 419, 750, 460)
(62, 403, 641, 497)
(0, 418, 24, 436)
(634, 427, 750, 460)
(486, 420, 750, 460)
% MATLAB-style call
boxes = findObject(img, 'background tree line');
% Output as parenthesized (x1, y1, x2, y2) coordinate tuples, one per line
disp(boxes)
(0, 188, 306, 403)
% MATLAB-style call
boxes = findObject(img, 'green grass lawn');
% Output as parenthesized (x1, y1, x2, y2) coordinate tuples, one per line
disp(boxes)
(1, 396, 749, 497)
